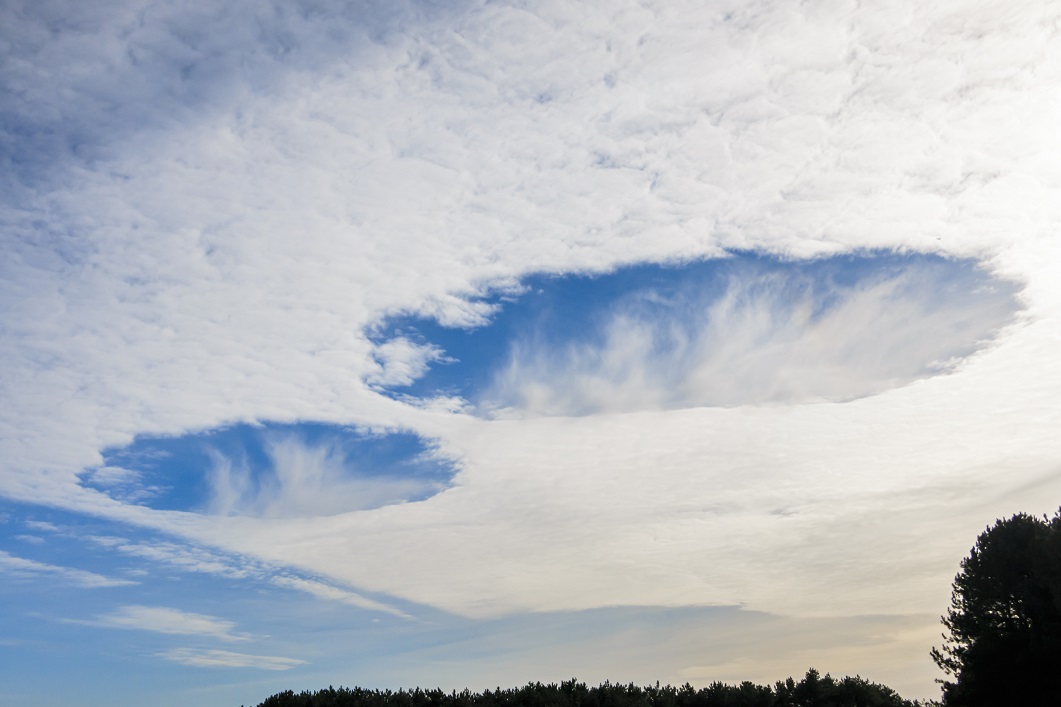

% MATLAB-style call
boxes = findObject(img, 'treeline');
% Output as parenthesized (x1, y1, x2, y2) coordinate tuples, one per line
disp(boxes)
(256, 670, 931, 707)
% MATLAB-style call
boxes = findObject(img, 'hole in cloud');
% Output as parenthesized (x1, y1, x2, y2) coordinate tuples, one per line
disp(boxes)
(368, 252, 1021, 416)
(84, 423, 456, 518)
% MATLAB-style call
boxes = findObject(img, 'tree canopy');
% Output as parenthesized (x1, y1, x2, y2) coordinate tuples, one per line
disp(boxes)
(931, 509, 1061, 706)
(254, 671, 924, 707)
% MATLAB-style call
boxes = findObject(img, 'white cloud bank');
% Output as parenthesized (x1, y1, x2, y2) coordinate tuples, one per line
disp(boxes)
(2, 0, 1061, 697)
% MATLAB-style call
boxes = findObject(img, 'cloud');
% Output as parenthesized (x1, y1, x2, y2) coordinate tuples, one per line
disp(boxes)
(157, 648, 306, 671)
(83, 466, 143, 486)
(367, 337, 450, 388)
(80, 531, 413, 618)
(271, 575, 411, 619)
(79, 466, 163, 503)
(0, 550, 136, 588)
(91, 605, 250, 641)
(0, 0, 449, 187)
(23, 521, 60, 533)
(85, 535, 259, 579)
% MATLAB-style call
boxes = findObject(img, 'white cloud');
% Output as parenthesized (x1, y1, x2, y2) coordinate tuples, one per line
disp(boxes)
(79, 465, 162, 503)
(367, 337, 450, 388)
(24, 521, 60, 533)
(0, 550, 136, 588)
(92, 605, 250, 642)
(82, 466, 144, 487)
(157, 648, 306, 671)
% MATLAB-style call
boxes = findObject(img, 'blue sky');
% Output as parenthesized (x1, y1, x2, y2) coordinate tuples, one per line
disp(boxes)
(3, 1, 1061, 705)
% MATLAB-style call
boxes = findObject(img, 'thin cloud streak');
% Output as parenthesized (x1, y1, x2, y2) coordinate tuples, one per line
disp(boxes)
(90, 605, 251, 642)
(0, 550, 136, 588)
(271, 575, 412, 619)
(86, 535, 259, 579)
(158, 648, 306, 671)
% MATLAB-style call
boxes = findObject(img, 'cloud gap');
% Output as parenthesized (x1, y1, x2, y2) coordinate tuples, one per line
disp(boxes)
(368, 252, 1022, 416)
(84, 422, 456, 518)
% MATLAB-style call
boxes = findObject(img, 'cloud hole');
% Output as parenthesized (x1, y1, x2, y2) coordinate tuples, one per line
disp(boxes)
(368, 252, 1022, 416)
(84, 422, 456, 518)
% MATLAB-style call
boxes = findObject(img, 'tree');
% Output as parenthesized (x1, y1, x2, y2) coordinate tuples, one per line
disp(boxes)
(931, 509, 1061, 705)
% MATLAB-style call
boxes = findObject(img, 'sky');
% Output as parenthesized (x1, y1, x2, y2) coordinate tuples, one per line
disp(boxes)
(2, 0, 1060, 705)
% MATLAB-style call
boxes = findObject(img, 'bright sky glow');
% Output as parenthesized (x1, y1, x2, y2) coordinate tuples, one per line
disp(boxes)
(2, 1, 1061, 706)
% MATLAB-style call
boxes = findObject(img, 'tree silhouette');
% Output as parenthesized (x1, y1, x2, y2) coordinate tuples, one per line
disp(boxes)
(931, 509, 1061, 705)
(255, 672, 922, 707)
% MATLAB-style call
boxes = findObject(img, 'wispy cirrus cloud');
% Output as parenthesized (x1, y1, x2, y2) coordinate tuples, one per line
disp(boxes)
(82, 532, 413, 617)
(86, 535, 259, 579)
(23, 521, 60, 533)
(204, 435, 445, 518)
(157, 648, 306, 671)
(78, 466, 163, 504)
(90, 605, 251, 642)
(271, 575, 411, 619)
(0, 550, 136, 588)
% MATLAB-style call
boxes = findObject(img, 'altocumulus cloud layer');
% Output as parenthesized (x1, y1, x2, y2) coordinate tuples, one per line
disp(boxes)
(2, 0, 1061, 704)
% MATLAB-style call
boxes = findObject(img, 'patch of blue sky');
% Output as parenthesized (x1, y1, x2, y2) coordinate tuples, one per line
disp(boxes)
(1, 496, 419, 706)
(1, 501, 136, 581)
(369, 252, 1020, 415)
(1, 497, 229, 590)
(82, 422, 457, 517)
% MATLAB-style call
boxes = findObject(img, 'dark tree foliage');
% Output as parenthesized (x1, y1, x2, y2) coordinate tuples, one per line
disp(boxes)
(254, 671, 925, 707)
(931, 509, 1061, 706)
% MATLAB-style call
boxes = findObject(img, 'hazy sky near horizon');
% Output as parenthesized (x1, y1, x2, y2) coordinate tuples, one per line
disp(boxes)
(3, 1, 1061, 705)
